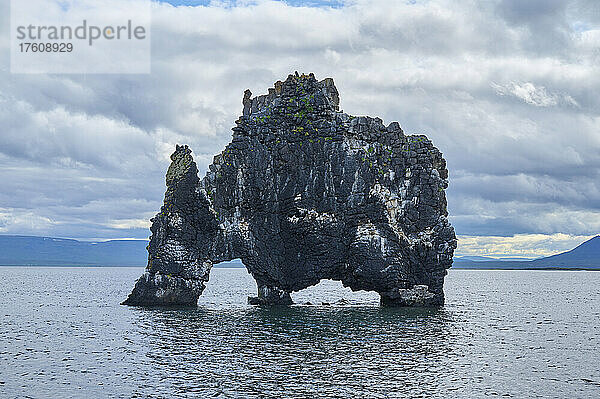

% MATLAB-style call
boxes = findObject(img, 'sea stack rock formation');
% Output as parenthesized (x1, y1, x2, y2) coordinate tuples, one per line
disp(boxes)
(122, 73, 456, 307)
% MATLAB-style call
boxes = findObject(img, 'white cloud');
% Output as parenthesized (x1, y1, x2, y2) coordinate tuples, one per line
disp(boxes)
(106, 218, 152, 229)
(491, 81, 579, 107)
(0, 208, 57, 234)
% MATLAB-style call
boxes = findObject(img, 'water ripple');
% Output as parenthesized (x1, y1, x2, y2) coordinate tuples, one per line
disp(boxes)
(0, 267, 598, 398)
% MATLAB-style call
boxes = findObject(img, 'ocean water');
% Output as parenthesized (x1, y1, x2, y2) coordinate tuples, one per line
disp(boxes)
(0, 267, 599, 399)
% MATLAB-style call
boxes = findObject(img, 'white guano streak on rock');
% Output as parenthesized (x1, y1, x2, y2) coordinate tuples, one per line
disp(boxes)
(288, 208, 337, 224)
(355, 222, 386, 254)
(369, 183, 408, 243)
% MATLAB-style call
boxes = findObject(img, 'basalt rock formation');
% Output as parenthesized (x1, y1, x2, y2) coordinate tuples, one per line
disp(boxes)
(122, 73, 456, 307)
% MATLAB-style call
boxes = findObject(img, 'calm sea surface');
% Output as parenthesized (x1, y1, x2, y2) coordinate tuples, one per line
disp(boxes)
(0, 267, 598, 398)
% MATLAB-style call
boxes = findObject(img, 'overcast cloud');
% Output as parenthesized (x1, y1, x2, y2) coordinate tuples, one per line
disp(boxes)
(0, 0, 598, 256)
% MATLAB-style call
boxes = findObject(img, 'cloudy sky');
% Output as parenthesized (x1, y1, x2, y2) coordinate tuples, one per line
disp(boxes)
(0, 0, 599, 257)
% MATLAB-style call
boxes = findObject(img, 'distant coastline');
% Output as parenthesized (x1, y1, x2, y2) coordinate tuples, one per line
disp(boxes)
(1, 234, 598, 270)
(1, 265, 598, 271)
(452, 266, 600, 271)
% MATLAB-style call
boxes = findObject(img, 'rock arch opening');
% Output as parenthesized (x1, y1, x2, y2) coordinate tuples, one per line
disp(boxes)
(196, 259, 255, 307)
(292, 279, 380, 306)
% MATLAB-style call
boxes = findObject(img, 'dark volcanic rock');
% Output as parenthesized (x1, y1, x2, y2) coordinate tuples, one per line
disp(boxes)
(122, 73, 456, 307)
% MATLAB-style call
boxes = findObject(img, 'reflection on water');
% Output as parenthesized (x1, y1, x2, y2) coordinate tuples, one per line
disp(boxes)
(137, 272, 457, 398)
(136, 305, 455, 398)
(0, 267, 599, 398)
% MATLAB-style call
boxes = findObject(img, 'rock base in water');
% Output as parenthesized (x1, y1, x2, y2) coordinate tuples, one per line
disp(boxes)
(121, 272, 202, 306)
(379, 285, 441, 307)
(247, 285, 293, 306)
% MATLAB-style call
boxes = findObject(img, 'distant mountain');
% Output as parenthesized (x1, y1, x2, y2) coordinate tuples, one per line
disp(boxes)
(454, 236, 600, 270)
(0, 235, 247, 267)
(0, 235, 149, 266)
(528, 236, 600, 268)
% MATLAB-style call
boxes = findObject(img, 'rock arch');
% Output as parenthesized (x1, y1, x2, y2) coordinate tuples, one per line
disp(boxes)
(122, 73, 456, 307)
